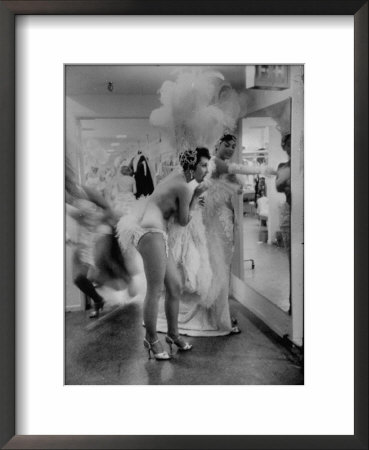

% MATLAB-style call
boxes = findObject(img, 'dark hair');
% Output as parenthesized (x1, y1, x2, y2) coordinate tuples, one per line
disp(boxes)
(180, 147, 210, 171)
(219, 133, 237, 144)
(120, 165, 132, 175)
(194, 147, 210, 167)
(281, 133, 291, 148)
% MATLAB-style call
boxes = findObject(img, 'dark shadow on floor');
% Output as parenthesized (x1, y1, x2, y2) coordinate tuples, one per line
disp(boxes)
(65, 299, 303, 385)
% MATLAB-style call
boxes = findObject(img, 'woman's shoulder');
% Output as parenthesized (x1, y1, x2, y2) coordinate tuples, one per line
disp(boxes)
(155, 171, 186, 194)
(165, 170, 186, 185)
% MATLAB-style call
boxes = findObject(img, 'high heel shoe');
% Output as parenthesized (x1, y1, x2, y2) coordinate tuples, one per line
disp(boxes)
(230, 317, 241, 334)
(165, 335, 193, 354)
(231, 317, 238, 326)
(89, 300, 105, 319)
(143, 338, 171, 361)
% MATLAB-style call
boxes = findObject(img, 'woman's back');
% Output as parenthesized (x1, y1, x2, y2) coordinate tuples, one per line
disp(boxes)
(140, 172, 189, 230)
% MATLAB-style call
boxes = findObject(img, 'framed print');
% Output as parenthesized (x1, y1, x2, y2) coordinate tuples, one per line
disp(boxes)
(0, 1, 367, 449)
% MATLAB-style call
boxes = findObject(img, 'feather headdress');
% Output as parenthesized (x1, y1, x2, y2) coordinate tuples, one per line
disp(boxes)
(150, 69, 246, 159)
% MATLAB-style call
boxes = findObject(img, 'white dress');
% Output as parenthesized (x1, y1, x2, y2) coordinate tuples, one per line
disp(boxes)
(157, 161, 241, 336)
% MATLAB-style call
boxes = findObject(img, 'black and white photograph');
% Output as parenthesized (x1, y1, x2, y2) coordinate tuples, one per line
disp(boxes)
(65, 64, 304, 385)
(1, 1, 365, 445)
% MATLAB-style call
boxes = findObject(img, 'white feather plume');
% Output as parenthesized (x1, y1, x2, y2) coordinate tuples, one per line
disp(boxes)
(149, 69, 245, 155)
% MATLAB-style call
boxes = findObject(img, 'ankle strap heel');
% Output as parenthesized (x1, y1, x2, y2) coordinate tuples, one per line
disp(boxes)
(143, 338, 171, 361)
(165, 335, 193, 353)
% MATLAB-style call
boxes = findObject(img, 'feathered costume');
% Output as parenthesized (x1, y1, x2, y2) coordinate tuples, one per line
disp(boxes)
(114, 69, 249, 335)
(148, 70, 246, 336)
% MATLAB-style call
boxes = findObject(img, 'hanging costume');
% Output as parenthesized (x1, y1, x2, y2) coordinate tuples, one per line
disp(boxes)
(129, 153, 154, 198)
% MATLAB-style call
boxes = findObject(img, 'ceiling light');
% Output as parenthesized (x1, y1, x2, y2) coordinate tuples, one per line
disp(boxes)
(111, 142, 120, 147)
(116, 134, 127, 139)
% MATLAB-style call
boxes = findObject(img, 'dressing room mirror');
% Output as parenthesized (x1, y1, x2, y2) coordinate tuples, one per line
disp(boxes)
(241, 98, 291, 313)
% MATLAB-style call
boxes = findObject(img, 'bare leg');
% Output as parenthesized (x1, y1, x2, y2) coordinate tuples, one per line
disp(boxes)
(137, 233, 167, 343)
(164, 252, 192, 351)
(164, 252, 182, 337)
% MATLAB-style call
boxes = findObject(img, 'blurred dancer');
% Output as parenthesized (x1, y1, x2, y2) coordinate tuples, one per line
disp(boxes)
(66, 159, 127, 317)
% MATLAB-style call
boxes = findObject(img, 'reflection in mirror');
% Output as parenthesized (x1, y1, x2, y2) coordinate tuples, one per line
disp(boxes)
(242, 99, 291, 313)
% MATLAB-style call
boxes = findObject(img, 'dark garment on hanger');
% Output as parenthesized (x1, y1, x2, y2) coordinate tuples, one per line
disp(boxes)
(130, 154, 154, 198)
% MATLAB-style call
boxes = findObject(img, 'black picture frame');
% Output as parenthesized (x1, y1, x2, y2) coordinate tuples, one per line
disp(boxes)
(0, 1, 367, 449)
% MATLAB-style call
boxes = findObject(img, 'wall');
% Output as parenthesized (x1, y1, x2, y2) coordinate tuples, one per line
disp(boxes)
(240, 66, 304, 346)
(289, 67, 304, 346)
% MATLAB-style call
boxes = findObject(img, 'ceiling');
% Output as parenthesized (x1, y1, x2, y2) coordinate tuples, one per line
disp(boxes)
(67, 65, 247, 163)
(66, 65, 246, 96)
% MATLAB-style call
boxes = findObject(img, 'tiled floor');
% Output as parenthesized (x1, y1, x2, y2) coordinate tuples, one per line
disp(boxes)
(65, 297, 303, 385)
(243, 215, 290, 312)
